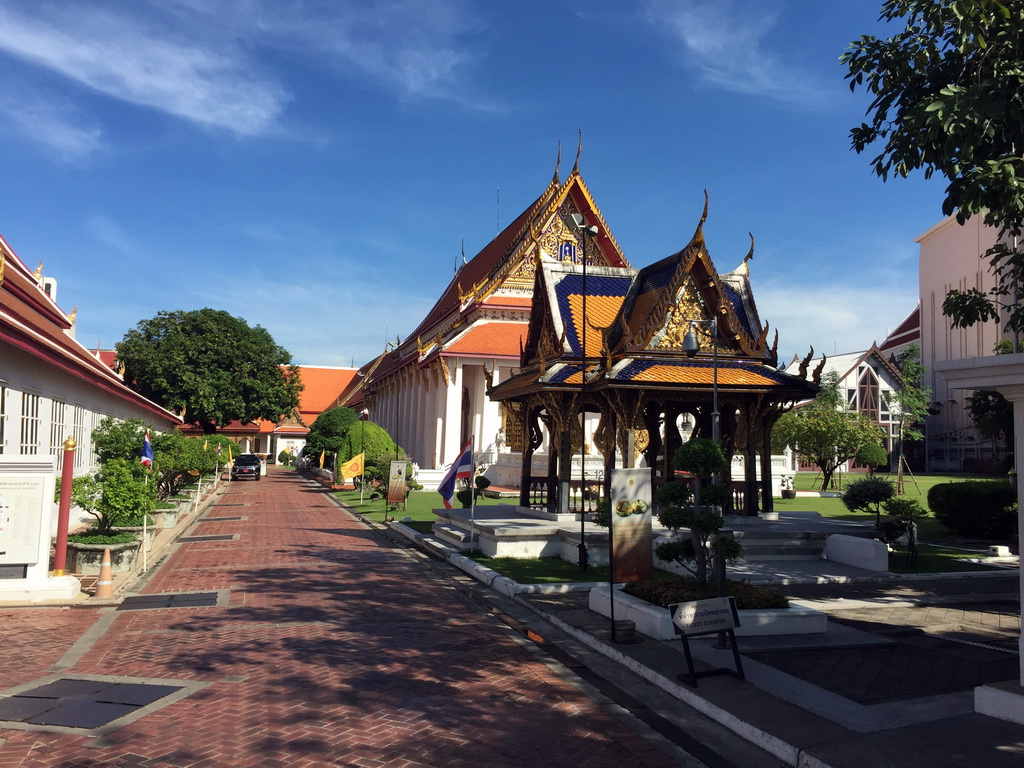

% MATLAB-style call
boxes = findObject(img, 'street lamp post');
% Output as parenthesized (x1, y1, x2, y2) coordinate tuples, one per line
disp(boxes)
(571, 212, 599, 571)
(359, 409, 369, 505)
(682, 316, 719, 442)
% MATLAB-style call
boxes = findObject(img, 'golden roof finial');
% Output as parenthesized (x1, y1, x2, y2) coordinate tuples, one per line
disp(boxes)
(552, 140, 561, 184)
(692, 190, 709, 244)
(572, 130, 582, 174)
(69, 305, 78, 324)
(744, 232, 755, 265)
(0, 251, 5, 288)
(34, 261, 43, 279)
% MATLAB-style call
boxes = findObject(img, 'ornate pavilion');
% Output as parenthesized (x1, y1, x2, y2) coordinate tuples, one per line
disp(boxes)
(488, 195, 821, 516)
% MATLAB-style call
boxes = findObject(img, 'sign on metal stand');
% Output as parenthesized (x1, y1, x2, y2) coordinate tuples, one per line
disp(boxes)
(668, 596, 745, 686)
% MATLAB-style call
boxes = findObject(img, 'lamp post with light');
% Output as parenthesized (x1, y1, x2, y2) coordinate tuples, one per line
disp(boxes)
(359, 409, 369, 505)
(571, 211, 599, 572)
(682, 317, 719, 442)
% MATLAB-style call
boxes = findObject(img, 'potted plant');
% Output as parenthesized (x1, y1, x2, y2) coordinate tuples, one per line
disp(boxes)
(780, 475, 797, 500)
(57, 471, 142, 575)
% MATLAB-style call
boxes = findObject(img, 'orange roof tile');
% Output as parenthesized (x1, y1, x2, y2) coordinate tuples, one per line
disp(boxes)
(444, 323, 526, 357)
(295, 366, 359, 416)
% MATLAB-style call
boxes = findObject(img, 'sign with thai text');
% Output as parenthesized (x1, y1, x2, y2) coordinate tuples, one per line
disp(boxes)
(387, 461, 407, 504)
(671, 597, 740, 636)
(0, 474, 46, 565)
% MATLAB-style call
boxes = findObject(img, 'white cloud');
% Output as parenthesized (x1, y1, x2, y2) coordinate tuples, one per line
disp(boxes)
(0, 1, 288, 137)
(643, 0, 835, 105)
(757, 280, 918, 363)
(4, 90, 103, 161)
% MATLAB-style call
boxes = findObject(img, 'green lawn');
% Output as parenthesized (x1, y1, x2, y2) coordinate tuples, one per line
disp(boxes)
(332, 488, 509, 526)
(783, 471, 1007, 545)
(887, 544, 1007, 574)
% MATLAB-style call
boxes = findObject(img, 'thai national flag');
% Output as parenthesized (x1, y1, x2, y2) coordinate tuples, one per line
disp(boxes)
(437, 439, 473, 509)
(140, 430, 154, 469)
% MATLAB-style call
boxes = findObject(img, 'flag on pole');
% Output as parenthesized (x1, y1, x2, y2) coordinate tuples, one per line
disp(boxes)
(140, 430, 154, 470)
(203, 439, 208, 451)
(339, 453, 365, 480)
(438, 439, 474, 509)
(216, 443, 222, 456)
(319, 449, 325, 469)
(227, 446, 233, 464)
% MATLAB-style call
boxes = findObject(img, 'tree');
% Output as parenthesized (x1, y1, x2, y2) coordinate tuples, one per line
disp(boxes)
(116, 308, 302, 433)
(855, 443, 888, 476)
(966, 340, 1016, 461)
(653, 438, 738, 589)
(774, 372, 886, 491)
(303, 407, 358, 462)
(843, 1, 1024, 335)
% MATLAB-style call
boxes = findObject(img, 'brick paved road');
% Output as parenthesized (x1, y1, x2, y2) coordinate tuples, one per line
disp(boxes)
(0, 469, 685, 767)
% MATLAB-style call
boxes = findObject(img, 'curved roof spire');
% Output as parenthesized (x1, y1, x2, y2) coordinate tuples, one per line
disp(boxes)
(691, 189, 709, 244)
(552, 140, 561, 184)
(572, 130, 582, 173)
(744, 232, 755, 265)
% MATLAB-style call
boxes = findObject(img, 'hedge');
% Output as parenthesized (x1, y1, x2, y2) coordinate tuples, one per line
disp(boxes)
(928, 481, 1017, 540)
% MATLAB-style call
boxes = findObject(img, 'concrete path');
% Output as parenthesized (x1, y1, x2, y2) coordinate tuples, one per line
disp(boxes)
(0, 468, 775, 767)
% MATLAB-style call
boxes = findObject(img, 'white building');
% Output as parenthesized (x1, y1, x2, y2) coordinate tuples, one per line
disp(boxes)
(0, 235, 180, 504)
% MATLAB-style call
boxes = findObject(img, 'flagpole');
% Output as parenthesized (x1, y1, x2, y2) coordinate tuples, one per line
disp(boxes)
(468, 435, 477, 554)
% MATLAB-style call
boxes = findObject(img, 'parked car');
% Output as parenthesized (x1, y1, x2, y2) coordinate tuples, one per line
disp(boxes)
(231, 454, 262, 481)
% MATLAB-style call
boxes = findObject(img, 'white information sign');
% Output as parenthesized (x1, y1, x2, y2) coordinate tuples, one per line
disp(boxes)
(671, 597, 740, 637)
(0, 474, 46, 565)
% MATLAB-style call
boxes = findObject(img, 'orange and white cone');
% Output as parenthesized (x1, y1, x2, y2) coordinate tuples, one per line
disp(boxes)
(94, 548, 113, 599)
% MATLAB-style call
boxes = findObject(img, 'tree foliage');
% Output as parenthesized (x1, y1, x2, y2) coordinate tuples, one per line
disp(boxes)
(844, 1, 1024, 334)
(842, 476, 896, 526)
(116, 308, 302, 434)
(891, 344, 931, 445)
(966, 340, 1015, 458)
(303, 407, 358, 460)
(774, 372, 885, 491)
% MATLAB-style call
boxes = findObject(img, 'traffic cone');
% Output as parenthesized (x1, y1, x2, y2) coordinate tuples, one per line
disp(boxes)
(94, 548, 113, 599)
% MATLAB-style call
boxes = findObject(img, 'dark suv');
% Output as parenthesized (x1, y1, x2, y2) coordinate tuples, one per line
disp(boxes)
(231, 454, 262, 481)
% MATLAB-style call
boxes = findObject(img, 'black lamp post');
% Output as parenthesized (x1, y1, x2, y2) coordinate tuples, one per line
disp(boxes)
(359, 408, 369, 505)
(571, 211, 598, 571)
(682, 317, 719, 441)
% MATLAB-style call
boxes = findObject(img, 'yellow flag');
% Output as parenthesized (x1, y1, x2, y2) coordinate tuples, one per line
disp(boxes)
(203, 439, 208, 451)
(339, 453, 365, 480)
(228, 446, 233, 464)
(319, 449, 325, 469)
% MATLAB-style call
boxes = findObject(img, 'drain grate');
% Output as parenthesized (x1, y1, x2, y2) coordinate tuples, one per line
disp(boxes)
(201, 516, 245, 522)
(118, 591, 221, 611)
(178, 534, 237, 543)
(211, 502, 247, 507)
(0, 678, 183, 730)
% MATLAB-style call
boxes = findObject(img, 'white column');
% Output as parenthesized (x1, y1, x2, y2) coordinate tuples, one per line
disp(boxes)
(442, 358, 463, 465)
(434, 372, 446, 469)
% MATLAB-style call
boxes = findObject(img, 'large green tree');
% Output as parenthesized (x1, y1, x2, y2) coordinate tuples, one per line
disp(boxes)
(890, 344, 932, 475)
(116, 309, 302, 433)
(844, 1, 1024, 333)
(774, 372, 886, 491)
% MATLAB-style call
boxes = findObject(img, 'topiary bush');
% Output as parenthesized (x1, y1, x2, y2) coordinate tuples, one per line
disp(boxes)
(928, 481, 1017, 540)
(855, 442, 888, 475)
(842, 477, 895, 526)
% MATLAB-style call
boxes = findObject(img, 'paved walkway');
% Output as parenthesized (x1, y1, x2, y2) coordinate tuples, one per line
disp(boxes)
(0, 468, 753, 767)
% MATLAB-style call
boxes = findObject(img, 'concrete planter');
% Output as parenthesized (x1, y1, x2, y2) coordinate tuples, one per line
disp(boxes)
(114, 525, 157, 552)
(65, 539, 141, 575)
(588, 583, 827, 639)
(155, 507, 178, 529)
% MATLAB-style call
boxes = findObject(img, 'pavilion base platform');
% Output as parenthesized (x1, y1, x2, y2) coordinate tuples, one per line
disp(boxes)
(432, 505, 612, 562)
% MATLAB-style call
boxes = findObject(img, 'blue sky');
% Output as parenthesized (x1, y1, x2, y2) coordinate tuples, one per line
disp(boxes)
(0, 0, 942, 368)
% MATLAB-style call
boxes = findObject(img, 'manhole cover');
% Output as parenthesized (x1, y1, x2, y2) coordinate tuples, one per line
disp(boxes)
(118, 591, 223, 611)
(0, 676, 198, 733)
(178, 534, 237, 543)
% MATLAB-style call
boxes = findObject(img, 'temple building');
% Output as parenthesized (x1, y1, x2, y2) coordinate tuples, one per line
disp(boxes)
(351, 160, 818, 509)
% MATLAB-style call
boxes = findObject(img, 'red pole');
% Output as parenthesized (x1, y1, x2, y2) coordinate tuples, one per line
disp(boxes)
(52, 437, 76, 577)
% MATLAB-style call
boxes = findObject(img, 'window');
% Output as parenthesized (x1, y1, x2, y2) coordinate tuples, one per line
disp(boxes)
(20, 392, 41, 455)
(73, 405, 87, 468)
(50, 399, 67, 455)
(857, 368, 880, 423)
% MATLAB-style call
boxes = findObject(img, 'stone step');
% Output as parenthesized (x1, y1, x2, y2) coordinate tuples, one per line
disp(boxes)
(432, 523, 473, 550)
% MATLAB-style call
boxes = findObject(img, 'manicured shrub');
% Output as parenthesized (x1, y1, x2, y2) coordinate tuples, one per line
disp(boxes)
(928, 481, 1017, 540)
(624, 576, 788, 610)
(842, 477, 895, 525)
(855, 443, 888, 474)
